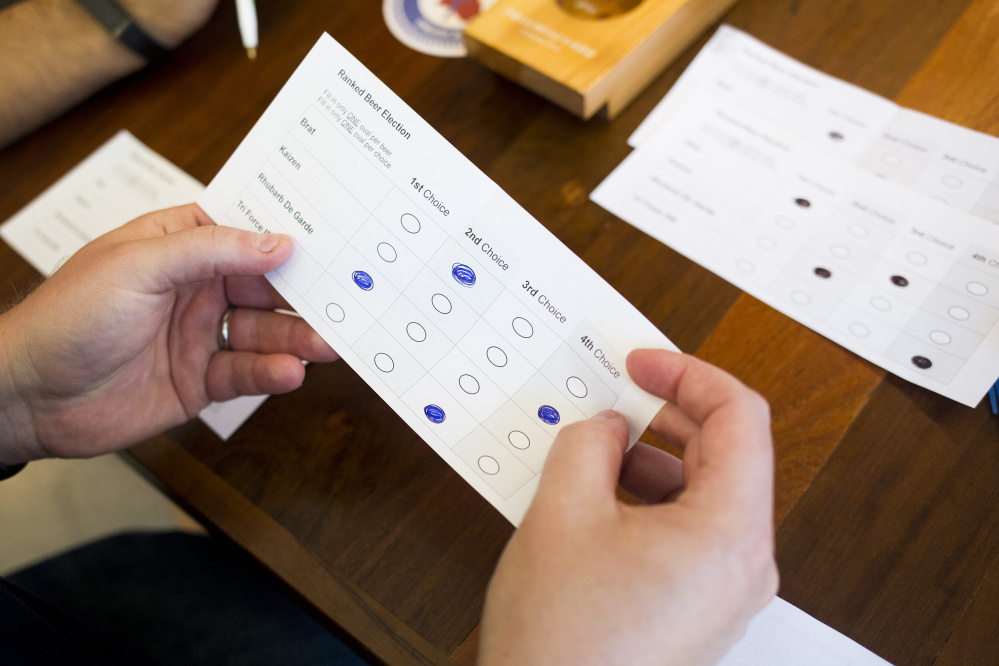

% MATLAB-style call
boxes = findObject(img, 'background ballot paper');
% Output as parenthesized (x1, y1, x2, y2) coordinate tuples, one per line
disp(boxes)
(595, 29, 999, 407)
(200, 34, 887, 666)
(0, 130, 268, 440)
(630, 25, 999, 226)
(198, 34, 674, 526)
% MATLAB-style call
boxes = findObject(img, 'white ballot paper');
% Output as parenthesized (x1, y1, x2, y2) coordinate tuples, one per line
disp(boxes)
(193, 34, 883, 666)
(630, 26, 999, 224)
(0, 130, 268, 440)
(198, 34, 673, 525)
(595, 91, 999, 406)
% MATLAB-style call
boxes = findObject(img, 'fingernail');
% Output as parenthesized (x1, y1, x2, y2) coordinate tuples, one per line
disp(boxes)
(593, 410, 619, 420)
(256, 233, 280, 252)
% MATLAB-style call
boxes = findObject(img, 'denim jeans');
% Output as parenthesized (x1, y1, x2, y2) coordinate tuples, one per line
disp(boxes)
(5, 531, 367, 665)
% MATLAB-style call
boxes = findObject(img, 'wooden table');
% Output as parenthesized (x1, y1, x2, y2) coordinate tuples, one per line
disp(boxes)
(2, 1, 998, 663)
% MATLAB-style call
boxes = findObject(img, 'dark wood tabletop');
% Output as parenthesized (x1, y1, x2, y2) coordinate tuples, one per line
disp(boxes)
(2, 0, 998, 664)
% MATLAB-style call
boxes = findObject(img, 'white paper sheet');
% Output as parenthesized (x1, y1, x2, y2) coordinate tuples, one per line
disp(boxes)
(0, 130, 268, 439)
(198, 34, 675, 525)
(719, 598, 890, 665)
(595, 88, 999, 407)
(630, 25, 999, 223)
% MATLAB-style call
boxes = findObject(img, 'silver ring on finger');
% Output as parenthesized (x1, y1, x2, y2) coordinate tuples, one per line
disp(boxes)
(217, 306, 236, 351)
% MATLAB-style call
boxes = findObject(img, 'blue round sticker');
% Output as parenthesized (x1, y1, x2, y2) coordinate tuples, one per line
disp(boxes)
(352, 270, 374, 291)
(452, 262, 476, 287)
(538, 405, 560, 425)
(424, 404, 446, 423)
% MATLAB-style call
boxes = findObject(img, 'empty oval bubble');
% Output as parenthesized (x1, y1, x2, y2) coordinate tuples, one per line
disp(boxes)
(881, 153, 902, 166)
(373, 353, 395, 373)
(400, 213, 421, 234)
(512, 316, 534, 338)
(326, 303, 345, 323)
(508, 430, 530, 450)
(774, 216, 795, 230)
(848, 224, 869, 238)
(352, 270, 374, 291)
(830, 244, 850, 259)
(948, 306, 971, 321)
(377, 242, 398, 262)
(486, 346, 508, 367)
(566, 376, 588, 398)
(458, 374, 480, 394)
(941, 175, 963, 189)
(906, 251, 928, 266)
(477, 455, 500, 475)
(790, 290, 811, 306)
(538, 405, 560, 425)
(424, 404, 445, 423)
(735, 259, 756, 274)
(870, 297, 892, 312)
(406, 322, 427, 342)
(848, 322, 870, 338)
(451, 263, 476, 287)
(967, 281, 988, 296)
(756, 236, 777, 250)
(432, 293, 452, 314)
(929, 330, 952, 345)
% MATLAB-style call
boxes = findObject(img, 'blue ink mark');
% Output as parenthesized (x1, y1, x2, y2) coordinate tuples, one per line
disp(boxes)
(352, 270, 374, 291)
(424, 404, 446, 423)
(451, 263, 476, 287)
(538, 405, 560, 425)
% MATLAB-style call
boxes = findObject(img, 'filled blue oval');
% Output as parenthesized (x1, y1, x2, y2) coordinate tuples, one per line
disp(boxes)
(538, 405, 560, 425)
(424, 404, 446, 423)
(451, 263, 476, 287)
(352, 270, 374, 291)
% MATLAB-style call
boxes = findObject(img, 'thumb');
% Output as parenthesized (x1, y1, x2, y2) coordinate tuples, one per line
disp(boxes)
(127, 225, 293, 292)
(531, 411, 630, 515)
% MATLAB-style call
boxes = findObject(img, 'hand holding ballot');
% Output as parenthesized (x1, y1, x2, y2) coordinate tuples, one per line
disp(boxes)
(0, 204, 339, 466)
(0, 204, 777, 663)
(480, 349, 779, 666)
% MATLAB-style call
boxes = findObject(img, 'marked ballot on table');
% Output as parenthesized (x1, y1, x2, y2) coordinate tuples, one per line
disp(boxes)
(595, 83, 999, 408)
(199, 34, 674, 524)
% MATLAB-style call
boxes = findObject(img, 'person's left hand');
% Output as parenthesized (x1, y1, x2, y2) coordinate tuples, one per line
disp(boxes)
(0, 204, 339, 464)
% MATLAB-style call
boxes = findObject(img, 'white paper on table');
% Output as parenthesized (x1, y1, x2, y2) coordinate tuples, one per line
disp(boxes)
(595, 91, 999, 407)
(630, 25, 999, 223)
(718, 598, 891, 665)
(198, 33, 676, 525)
(0, 130, 269, 439)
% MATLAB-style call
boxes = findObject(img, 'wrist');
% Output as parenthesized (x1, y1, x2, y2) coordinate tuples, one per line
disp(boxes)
(115, 0, 219, 48)
(0, 308, 41, 466)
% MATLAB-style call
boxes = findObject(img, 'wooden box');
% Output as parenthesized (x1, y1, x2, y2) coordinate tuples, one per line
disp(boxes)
(464, 0, 739, 119)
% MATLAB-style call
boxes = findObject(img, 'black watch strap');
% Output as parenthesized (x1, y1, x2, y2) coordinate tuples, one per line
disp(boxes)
(0, 461, 27, 482)
(76, 0, 170, 64)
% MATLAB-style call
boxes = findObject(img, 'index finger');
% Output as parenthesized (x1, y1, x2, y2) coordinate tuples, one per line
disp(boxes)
(627, 349, 774, 520)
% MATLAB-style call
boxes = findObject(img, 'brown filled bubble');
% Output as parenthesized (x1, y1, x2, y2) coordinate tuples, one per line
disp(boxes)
(795, 198, 811, 208)
(814, 267, 832, 278)
(829, 131, 844, 141)
(891, 275, 909, 287)
(911, 355, 933, 369)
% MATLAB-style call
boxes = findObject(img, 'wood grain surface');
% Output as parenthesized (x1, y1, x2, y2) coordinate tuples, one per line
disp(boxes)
(1, 1, 997, 664)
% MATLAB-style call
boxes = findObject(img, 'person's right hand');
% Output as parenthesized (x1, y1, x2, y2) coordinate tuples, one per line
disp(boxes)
(480, 349, 778, 666)
(0, 204, 337, 465)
